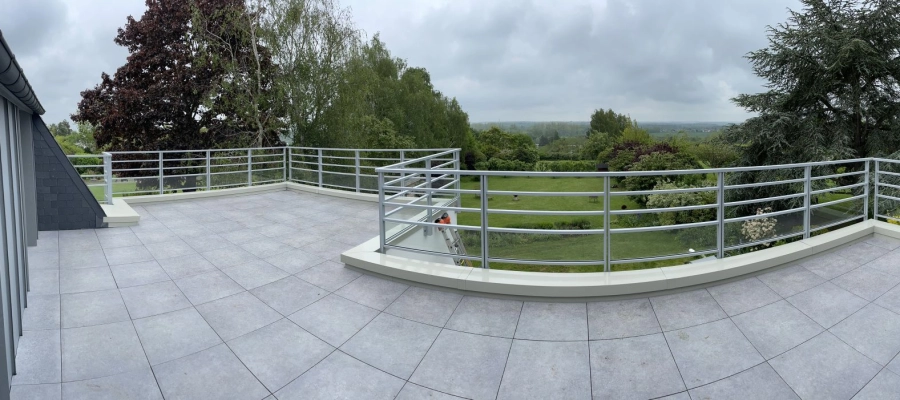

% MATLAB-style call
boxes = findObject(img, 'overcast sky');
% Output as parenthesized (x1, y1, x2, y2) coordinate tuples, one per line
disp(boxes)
(2, 0, 801, 124)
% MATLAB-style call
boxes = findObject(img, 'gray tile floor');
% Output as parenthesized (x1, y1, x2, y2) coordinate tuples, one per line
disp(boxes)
(11, 191, 900, 400)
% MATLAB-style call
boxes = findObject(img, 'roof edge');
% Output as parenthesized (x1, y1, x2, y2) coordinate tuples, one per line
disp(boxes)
(0, 30, 46, 115)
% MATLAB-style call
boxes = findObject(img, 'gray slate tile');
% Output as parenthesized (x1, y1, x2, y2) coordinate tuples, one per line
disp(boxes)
(264, 249, 326, 274)
(758, 265, 827, 297)
(335, 274, 408, 310)
(275, 351, 404, 400)
(786, 282, 868, 328)
(194, 291, 282, 341)
(109, 260, 170, 288)
(498, 340, 590, 400)
(133, 308, 222, 365)
(103, 245, 154, 266)
(60, 289, 130, 328)
(865, 235, 900, 251)
(866, 253, 900, 277)
(97, 232, 143, 250)
(199, 247, 258, 269)
(832, 266, 900, 301)
(27, 250, 59, 270)
(515, 301, 587, 341)
(385, 286, 463, 327)
(10, 383, 61, 400)
(289, 294, 380, 347)
(834, 242, 891, 265)
(875, 284, 900, 315)
(830, 303, 900, 365)
(731, 300, 823, 359)
(10, 329, 61, 385)
(59, 267, 117, 294)
(800, 253, 860, 280)
(650, 289, 727, 331)
(156, 254, 217, 280)
(341, 313, 441, 379)
(853, 369, 900, 400)
(144, 239, 196, 260)
(119, 280, 192, 319)
(173, 270, 244, 305)
(250, 276, 327, 315)
(61, 367, 163, 400)
(23, 294, 60, 331)
(446, 296, 522, 338)
(395, 383, 464, 400)
(665, 319, 764, 388)
(409, 330, 511, 400)
(221, 259, 289, 290)
(769, 332, 881, 400)
(228, 319, 333, 391)
(707, 277, 782, 316)
(590, 333, 685, 399)
(30, 270, 60, 295)
(296, 260, 362, 291)
(239, 238, 295, 258)
(61, 321, 148, 381)
(688, 363, 799, 400)
(588, 298, 660, 339)
(153, 344, 269, 400)
(59, 249, 108, 269)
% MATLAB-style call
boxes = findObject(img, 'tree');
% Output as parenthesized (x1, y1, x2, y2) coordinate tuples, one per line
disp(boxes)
(74, 0, 281, 153)
(48, 120, 74, 137)
(475, 127, 538, 166)
(588, 108, 635, 139)
(726, 0, 900, 165)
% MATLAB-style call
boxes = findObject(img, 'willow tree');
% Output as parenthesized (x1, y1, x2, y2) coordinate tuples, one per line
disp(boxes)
(726, 0, 900, 166)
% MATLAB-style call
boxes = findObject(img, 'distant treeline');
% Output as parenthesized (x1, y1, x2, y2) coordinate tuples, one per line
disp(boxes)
(471, 121, 732, 141)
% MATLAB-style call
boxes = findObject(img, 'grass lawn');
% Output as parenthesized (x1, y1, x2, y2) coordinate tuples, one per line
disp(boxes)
(456, 176, 701, 272)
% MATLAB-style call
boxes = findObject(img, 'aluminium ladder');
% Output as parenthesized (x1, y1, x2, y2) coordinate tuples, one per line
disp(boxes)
(440, 227, 473, 267)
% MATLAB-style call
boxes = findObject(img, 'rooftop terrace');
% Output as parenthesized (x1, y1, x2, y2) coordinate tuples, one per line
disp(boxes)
(11, 190, 900, 399)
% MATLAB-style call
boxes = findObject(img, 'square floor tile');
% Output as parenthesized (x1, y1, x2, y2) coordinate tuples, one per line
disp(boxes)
(219, 229, 262, 245)
(221, 260, 289, 290)
(200, 247, 258, 269)
(650, 289, 727, 331)
(834, 242, 891, 265)
(498, 340, 590, 400)
(249, 276, 327, 315)
(590, 333, 685, 399)
(299, 239, 354, 261)
(832, 266, 900, 301)
(61, 321, 148, 381)
(853, 369, 900, 400)
(867, 253, 900, 277)
(133, 229, 177, 245)
(23, 294, 60, 331)
(133, 307, 222, 365)
(10, 329, 61, 385)
(341, 313, 441, 379)
(769, 332, 881, 400)
(385, 287, 462, 327)
(109, 261, 170, 288)
(445, 296, 522, 338)
(153, 344, 268, 400)
(174, 270, 244, 305)
(156, 254, 218, 280)
(195, 292, 282, 341)
(786, 282, 868, 328)
(59, 249, 108, 269)
(239, 239, 295, 258)
(263, 249, 326, 274)
(409, 330, 511, 400)
(61, 367, 162, 400)
(296, 260, 361, 291)
(865, 235, 900, 251)
(758, 265, 826, 297)
(61, 289, 130, 328)
(10, 383, 61, 400)
(688, 363, 798, 400)
(144, 240, 196, 260)
(395, 383, 461, 400)
(97, 233, 143, 250)
(30, 270, 60, 295)
(27, 251, 59, 270)
(588, 298, 660, 339)
(830, 303, 900, 365)
(515, 302, 587, 341)
(335, 274, 408, 310)
(799, 253, 860, 280)
(59, 267, 117, 294)
(665, 319, 764, 388)
(731, 300, 823, 359)
(875, 284, 900, 315)
(120, 281, 192, 319)
(707, 277, 782, 316)
(275, 351, 404, 400)
(103, 245, 154, 266)
(288, 294, 379, 347)
(181, 234, 232, 253)
(228, 319, 333, 391)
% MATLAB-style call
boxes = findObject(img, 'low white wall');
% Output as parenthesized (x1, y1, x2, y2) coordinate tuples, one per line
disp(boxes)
(341, 220, 900, 298)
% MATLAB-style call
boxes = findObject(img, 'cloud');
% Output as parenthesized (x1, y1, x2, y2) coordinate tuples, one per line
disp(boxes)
(4, 0, 802, 124)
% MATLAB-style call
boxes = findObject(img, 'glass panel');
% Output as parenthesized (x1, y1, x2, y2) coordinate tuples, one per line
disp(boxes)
(486, 231, 604, 263)
(811, 197, 864, 232)
(610, 225, 716, 263)
(725, 210, 804, 250)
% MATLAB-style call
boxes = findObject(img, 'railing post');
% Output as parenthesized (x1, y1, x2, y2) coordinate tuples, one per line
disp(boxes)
(603, 176, 611, 272)
(317, 149, 323, 188)
(400, 150, 406, 194)
(355, 150, 361, 193)
(287, 147, 293, 182)
(282, 147, 287, 183)
(205, 150, 211, 191)
(716, 172, 725, 259)
(378, 171, 386, 253)
(863, 160, 870, 221)
(480, 175, 490, 269)
(803, 165, 812, 239)
(247, 149, 253, 186)
(875, 160, 880, 221)
(158, 152, 164, 195)
(454, 150, 461, 208)
(103, 152, 112, 205)
(424, 159, 433, 237)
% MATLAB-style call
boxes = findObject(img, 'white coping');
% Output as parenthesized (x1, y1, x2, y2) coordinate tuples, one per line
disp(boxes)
(341, 220, 900, 298)
(116, 182, 379, 205)
(100, 198, 140, 228)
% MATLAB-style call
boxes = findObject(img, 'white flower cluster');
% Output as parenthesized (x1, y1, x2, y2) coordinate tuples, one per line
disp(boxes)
(741, 207, 777, 246)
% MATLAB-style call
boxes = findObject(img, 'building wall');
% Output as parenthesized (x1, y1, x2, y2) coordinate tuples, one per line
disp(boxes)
(32, 117, 106, 230)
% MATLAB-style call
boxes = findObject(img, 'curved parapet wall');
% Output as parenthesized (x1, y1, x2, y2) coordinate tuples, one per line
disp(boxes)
(342, 220, 900, 298)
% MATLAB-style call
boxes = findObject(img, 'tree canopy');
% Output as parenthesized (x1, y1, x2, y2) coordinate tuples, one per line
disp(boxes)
(725, 0, 900, 165)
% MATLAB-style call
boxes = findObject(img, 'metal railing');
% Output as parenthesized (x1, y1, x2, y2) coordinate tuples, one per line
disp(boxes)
(376, 154, 892, 272)
(68, 147, 456, 206)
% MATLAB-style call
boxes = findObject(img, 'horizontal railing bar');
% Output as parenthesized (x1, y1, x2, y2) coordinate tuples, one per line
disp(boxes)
(809, 194, 866, 210)
(609, 220, 718, 234)
(383, 244, 482, 261)
(725, 193, 804, 207)
(612, 187, 718, 196)
(724, 178, 805, 190)
(810, 215, 864, 233)
(878, 171, 900, 178)
(486, 227, 607, 234)
(487, 209, 606, 216)
(486, 257, 604, 266)
(486, 190, 606, 197)
(382, 218, 483, 232)
(877, 182, 900, 191)
(725, 207, 805, 223)
(609, 249, 717, 265)
(610, 203, 718, 215)
(810, 171, 866, 181)
(725, 232, 804, 252)
(876, 193, 900, 203)
(810, 182, 865, 195)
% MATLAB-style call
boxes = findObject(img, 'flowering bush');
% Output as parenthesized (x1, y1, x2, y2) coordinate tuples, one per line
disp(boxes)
(741, 208, 778, 246)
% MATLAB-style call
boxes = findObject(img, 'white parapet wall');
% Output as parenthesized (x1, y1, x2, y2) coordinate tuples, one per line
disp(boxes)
(341, 219, 900, 298)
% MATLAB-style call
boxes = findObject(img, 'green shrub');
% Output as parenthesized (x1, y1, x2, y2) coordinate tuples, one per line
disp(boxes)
(534, 160, 596, 172)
